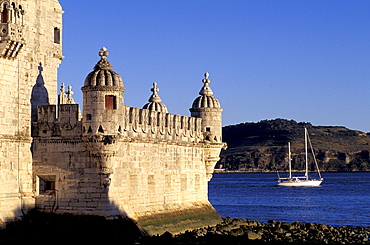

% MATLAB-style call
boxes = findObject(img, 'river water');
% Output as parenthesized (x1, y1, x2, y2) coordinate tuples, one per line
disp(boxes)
(208, 172, 370, 228)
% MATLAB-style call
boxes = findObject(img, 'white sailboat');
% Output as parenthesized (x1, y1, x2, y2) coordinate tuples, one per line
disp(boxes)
(276, 128, 323, 187)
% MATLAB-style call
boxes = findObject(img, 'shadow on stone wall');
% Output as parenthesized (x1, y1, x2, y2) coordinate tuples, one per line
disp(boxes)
(0, 207, 146, 243)
(30, 63, 49, 122)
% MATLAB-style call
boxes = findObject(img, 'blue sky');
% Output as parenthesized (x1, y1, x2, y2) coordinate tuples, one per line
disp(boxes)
(58, 0, 370, 132)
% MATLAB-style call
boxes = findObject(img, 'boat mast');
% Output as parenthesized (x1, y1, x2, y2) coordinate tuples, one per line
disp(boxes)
(307, 128, 322, 179)
(288, 142, 292, 179)
(305, 128, 308, 180)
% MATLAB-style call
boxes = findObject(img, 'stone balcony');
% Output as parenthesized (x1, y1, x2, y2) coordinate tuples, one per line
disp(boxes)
(0, 23, 24, 58)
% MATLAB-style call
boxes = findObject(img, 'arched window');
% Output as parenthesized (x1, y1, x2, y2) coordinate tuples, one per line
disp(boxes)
(1, 4, 8, 23)
(0, 3, 24, 24)
(18, 5, 23, 25)
(10, 2, 15, 23)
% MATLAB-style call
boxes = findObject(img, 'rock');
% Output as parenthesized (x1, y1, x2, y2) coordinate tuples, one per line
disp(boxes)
(229, 228, 244, 237)
(273, 227, 285, 234)
(305, 223, 315, 230)
(169, 217, 370, 244)
(281, 222, 292, 230)
(318, 224, 328, 230)
(247, 231, 262, 240)
(291, 221, 303, 229)
(222, 216, 232, 224)
(230, 218, 250, 227)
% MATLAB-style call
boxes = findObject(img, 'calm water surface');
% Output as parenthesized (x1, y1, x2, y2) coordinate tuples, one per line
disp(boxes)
(209, 172, 370, 228)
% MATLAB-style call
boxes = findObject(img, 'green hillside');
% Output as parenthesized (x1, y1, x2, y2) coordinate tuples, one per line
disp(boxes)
(218, 119, 370, 172)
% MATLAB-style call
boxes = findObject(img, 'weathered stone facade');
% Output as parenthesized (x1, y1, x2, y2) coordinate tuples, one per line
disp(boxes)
(0, 0, 62, 224)
(0, 0, 225, 234)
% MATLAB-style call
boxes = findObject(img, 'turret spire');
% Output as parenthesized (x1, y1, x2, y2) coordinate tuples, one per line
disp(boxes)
(199, 72, 213, 96)
(59, 83, 76, 104)
(148, 82, 162, 103)
(94, 47, 113, 71)
(99, 47, 109, 60)
(143, 82, 168, 113)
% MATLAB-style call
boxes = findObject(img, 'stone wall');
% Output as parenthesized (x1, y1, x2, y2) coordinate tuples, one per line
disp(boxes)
(0, 0, 63, 223)
(0, 136, 33, 223)
(32, 102, 223, 233)
(33, 138, 210, 213)
(32, 133, 222, 234)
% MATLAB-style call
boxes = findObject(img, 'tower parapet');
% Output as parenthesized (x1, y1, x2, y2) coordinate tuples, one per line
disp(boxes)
(33, 84, 81, 138)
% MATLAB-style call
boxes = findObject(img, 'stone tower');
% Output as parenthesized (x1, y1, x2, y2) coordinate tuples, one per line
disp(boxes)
(190, 72, 224, 180)
(81, 47, 125, 135)
(0, 0, 63, 223)
(81, 47, 126, 186)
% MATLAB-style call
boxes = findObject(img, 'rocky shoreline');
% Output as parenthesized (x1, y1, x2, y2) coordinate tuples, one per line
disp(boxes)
(138, 217, 370, 244)
(1, 211, 369, 244)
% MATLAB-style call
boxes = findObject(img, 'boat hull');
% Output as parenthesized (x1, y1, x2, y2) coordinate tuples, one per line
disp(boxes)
(277, 179, 323, 187)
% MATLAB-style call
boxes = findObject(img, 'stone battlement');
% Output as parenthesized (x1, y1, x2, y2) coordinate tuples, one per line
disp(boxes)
(33, 104, 211, 145)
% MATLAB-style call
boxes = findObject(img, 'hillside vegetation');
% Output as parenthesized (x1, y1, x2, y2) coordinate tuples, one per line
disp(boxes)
(218, 119, 370, 172)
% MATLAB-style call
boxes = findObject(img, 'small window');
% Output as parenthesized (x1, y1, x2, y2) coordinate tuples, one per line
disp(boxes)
(206, 127, 211, 132)
(38, 175, 56, 195)
(54, 27, 60, 44)
(86, 114, 92, 120)
(105, 95, 116, 109)
(45, 181, 55, 191)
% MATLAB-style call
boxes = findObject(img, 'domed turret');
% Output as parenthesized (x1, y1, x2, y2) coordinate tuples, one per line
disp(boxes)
(190, 72, 225, 181)
(190, 72, 223, 143)
(143, 82, 168, 113)
(191, 72, 221, 109)
(81, 48, 125, 135)
(83, 47, 124, 88)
